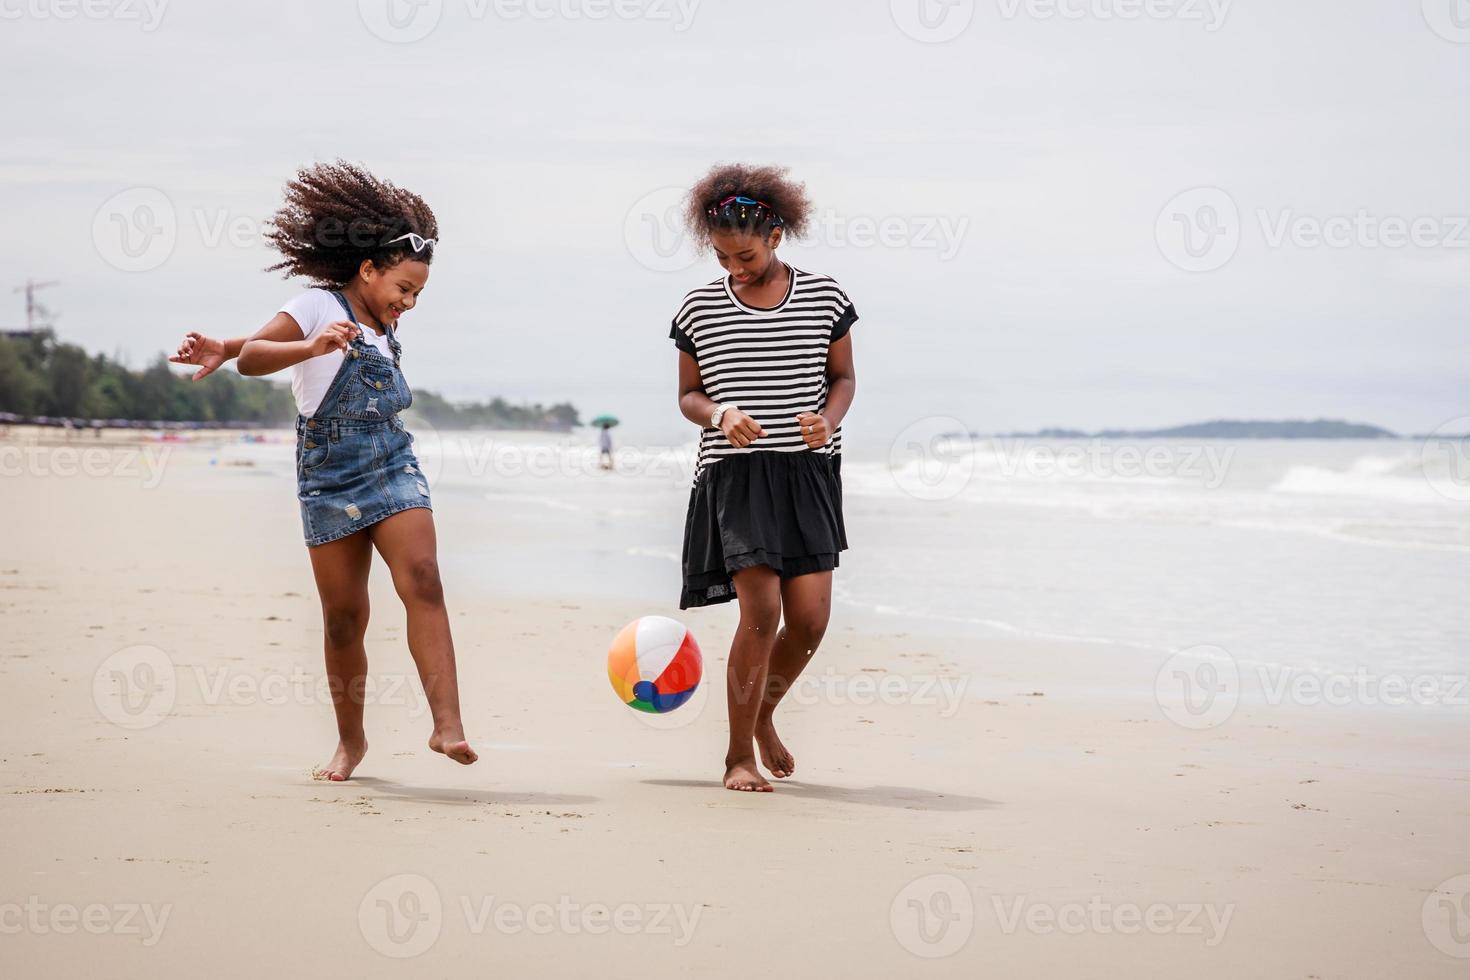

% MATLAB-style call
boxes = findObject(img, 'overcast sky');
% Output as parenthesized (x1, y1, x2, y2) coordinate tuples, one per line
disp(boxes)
(3, 0, 1467, 442)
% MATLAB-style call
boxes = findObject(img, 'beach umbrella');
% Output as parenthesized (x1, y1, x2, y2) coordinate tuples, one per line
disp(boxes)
(591, 414, 620, 429)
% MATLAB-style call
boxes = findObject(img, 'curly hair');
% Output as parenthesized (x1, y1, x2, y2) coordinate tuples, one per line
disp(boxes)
(263, 161, 439, 286)
(682, 163, 812, 252)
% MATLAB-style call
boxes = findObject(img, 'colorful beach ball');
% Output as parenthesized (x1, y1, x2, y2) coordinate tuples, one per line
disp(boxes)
(607, 616, 703, 714)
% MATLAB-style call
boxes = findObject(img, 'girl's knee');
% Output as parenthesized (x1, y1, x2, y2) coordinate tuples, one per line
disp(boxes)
(322, 604, 368, 647)
(397, 556, 444, 605)
(737, 598, 782, 637)
(783, 608, 830, 650)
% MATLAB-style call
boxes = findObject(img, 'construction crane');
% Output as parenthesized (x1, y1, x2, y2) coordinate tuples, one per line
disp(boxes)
(12, 279, 59, 331)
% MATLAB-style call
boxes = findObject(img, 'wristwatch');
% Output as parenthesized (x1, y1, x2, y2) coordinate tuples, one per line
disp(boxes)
(711, 403, 738, 428)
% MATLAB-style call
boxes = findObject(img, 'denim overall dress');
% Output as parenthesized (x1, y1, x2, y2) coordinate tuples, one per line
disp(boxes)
(295, 290, 431, 547)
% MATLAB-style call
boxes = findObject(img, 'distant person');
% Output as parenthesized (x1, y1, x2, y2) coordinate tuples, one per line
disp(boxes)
(598, 423, 614, 470)
(167, 161, 477, 781)
(670, 164, 858, 792)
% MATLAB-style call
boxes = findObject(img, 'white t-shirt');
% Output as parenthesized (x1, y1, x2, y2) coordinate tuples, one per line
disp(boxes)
(279, 289, 396, 418)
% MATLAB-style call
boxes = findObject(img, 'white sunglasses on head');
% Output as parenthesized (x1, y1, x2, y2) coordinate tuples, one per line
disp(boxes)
(384, 232, 436, 252)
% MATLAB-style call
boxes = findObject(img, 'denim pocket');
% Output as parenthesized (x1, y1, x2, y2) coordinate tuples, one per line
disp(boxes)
(299, 434, 330, 471)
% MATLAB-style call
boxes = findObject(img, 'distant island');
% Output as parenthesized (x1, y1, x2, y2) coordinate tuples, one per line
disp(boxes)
(0, 328, 579, 431)
(991, 419, 1400, 439)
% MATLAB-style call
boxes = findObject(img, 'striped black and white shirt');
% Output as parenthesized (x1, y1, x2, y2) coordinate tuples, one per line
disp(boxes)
(670, 265, 857, 482)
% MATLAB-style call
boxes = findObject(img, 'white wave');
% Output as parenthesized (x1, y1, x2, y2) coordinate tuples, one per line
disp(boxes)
(1269, 453, 1446, 505)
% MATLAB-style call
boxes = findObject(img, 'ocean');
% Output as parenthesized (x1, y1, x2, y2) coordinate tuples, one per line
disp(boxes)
(223, 424, 1470, 685)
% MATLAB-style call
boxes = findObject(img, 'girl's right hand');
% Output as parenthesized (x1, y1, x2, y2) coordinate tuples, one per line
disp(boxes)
(168, 331, 228, 381)
(307, 321, 361, 358)
(720, 409, 767, 449)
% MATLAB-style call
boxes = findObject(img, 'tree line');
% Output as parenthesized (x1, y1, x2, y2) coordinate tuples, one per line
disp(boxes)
(0, 330, 580, 430)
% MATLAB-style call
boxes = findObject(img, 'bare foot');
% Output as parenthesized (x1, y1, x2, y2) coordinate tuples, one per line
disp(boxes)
(312, 738, 368, 782)
(755, 721, 796, 779)
(724, 758, 773, 792)
(429, 727, 478, 766)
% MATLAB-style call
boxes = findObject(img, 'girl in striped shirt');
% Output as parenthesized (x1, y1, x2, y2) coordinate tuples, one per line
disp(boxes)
(670, 164, 858, 792)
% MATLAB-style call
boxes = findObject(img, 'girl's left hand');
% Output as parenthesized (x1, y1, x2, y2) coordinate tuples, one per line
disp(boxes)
(796, 412, 831, 449)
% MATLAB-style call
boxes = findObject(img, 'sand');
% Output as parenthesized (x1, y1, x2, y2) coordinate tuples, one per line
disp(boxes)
(1, 428, 1467, 978)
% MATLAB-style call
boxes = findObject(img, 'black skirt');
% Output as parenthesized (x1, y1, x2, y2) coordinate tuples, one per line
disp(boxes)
(680, 450, 848, 609)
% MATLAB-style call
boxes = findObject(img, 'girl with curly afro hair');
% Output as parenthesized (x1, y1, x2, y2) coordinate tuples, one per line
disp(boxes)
(669, 163, 859, 792)
(168, 161, 476, 781)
